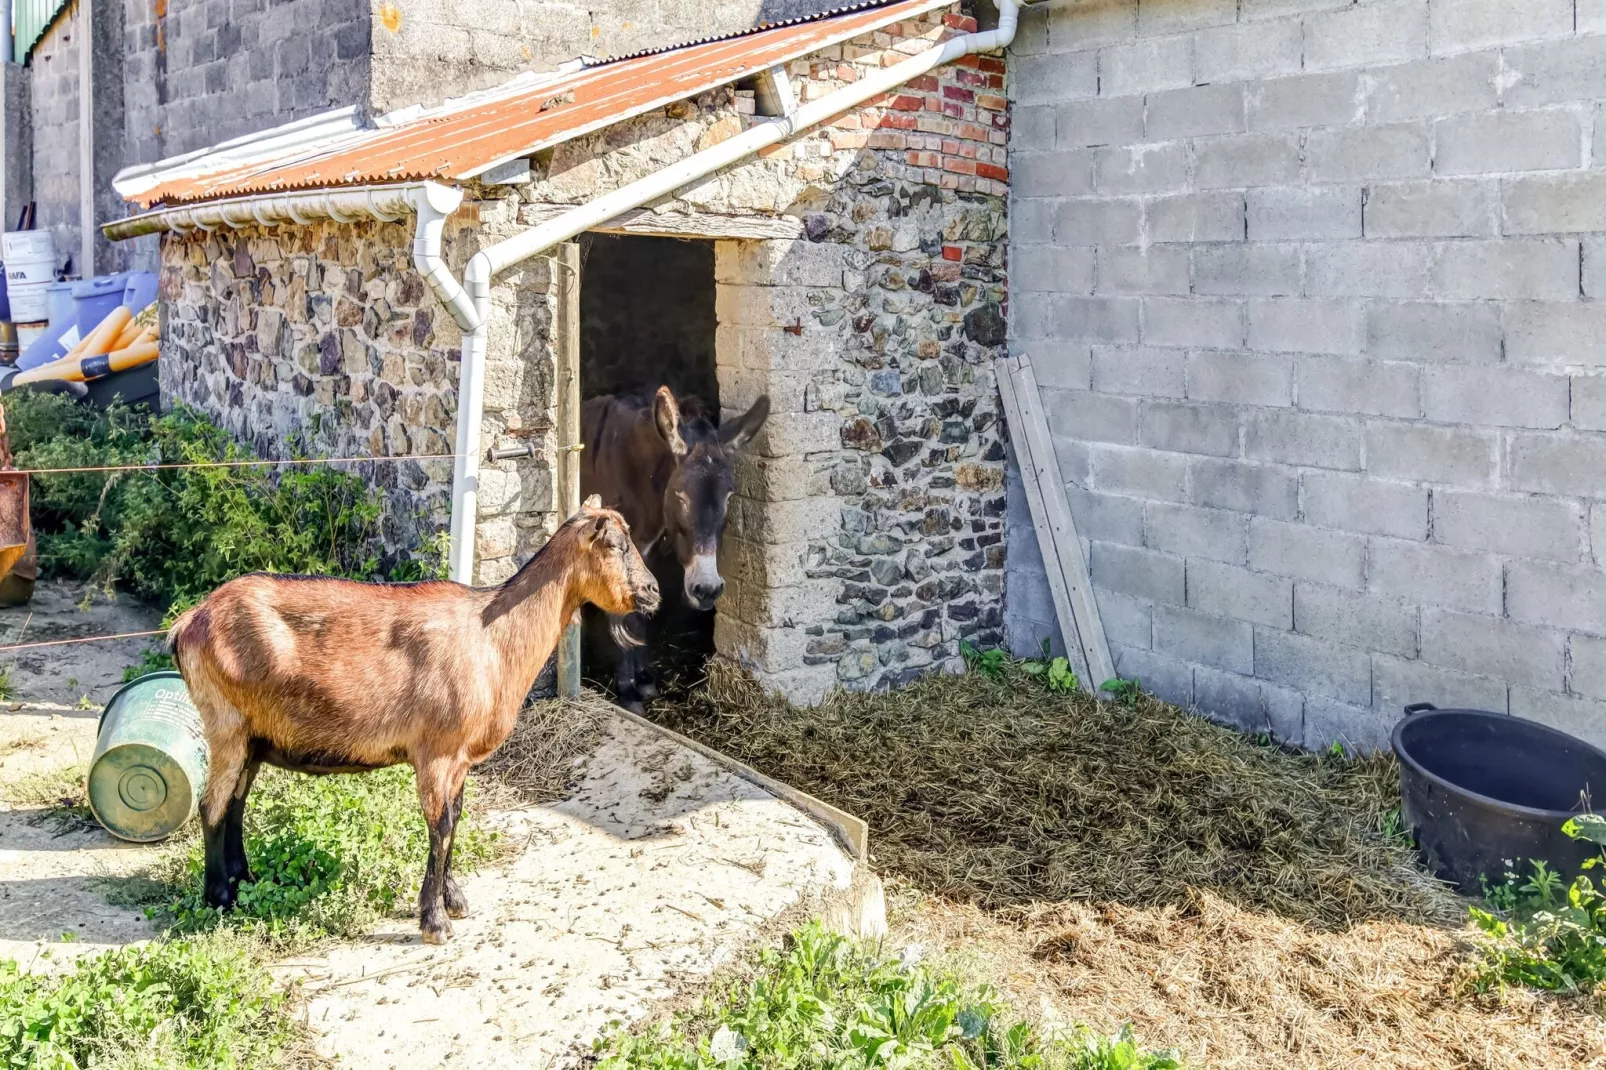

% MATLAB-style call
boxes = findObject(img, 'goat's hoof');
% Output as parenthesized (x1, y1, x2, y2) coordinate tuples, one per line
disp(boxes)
(420, 919, 453, 945)
(443, 879, 469, 919)
(622, 699, 647, 715)
(637, 679, 660, 700)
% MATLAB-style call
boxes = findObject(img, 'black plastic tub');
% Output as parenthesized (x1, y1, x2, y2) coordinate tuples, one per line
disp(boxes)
(1391, 703, 1606, 895)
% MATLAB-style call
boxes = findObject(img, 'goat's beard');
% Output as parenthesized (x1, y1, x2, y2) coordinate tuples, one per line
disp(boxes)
(610, 615, 645, 648)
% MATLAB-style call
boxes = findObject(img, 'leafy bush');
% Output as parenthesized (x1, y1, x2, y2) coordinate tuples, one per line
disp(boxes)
(0, 930, 301, 1069)
(596, 922, 1178, 1070)
(4, 392, 393, 615)
(1469, 815, 1606, 998)
(158, 765, 499, 942)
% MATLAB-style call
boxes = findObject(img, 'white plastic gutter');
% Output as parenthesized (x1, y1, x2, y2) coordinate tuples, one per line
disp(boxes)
(102, 0, 1026, 585)
(103, 183, 428, 241)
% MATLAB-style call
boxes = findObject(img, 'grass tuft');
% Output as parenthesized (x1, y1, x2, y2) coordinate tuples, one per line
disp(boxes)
(0, 929, 304, 1069)
(153, 765, 502, 942)
(596, 921, 1179, 1070)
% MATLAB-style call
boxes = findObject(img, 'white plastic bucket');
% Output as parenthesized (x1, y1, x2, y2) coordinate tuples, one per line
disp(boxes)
(2, 231, 58, 322)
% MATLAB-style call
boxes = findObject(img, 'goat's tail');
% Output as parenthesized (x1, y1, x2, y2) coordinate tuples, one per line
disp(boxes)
(165, 603, 206, 663)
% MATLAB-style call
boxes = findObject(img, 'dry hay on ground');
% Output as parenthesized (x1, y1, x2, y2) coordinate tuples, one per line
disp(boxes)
(652, 661, 1606, 1067)
(895, 887, 1606, 1070)
(652, 660, 1457, 928)
(477, 690, 611, 805)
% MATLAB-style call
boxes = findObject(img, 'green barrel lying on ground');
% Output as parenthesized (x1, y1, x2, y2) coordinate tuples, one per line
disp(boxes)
(88, 669, 208, 841)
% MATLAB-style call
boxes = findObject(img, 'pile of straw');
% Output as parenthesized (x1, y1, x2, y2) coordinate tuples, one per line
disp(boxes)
(652, 660, 1459, 928)
(478, 691, 612, 805)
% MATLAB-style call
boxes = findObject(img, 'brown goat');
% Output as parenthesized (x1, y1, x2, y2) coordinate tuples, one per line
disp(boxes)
(168, 498, 659, 943)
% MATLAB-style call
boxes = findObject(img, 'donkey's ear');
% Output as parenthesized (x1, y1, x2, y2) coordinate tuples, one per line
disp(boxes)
(582, 493, 603, 510)
(653, 386, 688, 458)
(718, 395, 770, 450)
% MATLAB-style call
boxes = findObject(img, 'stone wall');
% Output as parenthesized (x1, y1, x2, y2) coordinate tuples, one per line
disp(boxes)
(158, 217, 470, 561)
(500, 3, 1011, 697)
(1006, 0, 1606, 752)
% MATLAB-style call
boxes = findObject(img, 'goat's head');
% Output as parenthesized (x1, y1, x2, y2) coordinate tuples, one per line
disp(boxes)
(652, 385, 769, 612)
(571, 496, 660, 618)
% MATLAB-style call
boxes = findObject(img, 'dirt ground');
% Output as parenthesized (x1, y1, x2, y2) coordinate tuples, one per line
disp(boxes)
(0, 582, 868, 1068)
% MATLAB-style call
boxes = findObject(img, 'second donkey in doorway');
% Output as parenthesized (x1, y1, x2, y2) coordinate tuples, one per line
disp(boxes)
(581, 385, 769, 711)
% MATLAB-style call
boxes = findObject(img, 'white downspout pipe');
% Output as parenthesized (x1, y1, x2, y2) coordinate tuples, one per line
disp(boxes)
(436, 0, 1024, 584)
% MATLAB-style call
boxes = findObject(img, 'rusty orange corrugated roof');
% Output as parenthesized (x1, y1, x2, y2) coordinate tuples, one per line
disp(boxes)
(129, 0, 952, 210)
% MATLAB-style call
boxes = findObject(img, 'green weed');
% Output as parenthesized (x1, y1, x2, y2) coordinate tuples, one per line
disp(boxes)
(1019, 640, 1079, 695)
(1098, 677, 1140, 707)
(1468, 816, 1606, 999)
(595, 922, 1178, 1070)
(962, 640, 1082, 696)
(0, 929, 302, 1069)
(959, 640, 1009, 680)
(158, 765, 500, 942)
(122, 647, 175, 684)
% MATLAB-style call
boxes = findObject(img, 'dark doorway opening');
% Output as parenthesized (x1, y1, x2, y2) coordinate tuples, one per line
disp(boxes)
(578, 233, 719, 699)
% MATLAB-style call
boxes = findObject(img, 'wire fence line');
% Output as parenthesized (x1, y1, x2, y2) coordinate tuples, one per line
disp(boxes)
(0, 450, 465, 653)
(4, 451, 461, 478)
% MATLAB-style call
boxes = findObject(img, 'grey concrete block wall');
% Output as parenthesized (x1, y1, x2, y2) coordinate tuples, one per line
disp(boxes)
(367, 0, 860, 111)
(120, 0, 371, 166)
(1006, 0, 1606, 753)
(25, 9, 82, 274)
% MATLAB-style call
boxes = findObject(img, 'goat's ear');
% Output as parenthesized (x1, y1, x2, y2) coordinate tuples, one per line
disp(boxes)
(582, 493, 602, 510)
(653, 386, 688, 458)
(589, 515, 609, 543)
(718, 395, 770, 451)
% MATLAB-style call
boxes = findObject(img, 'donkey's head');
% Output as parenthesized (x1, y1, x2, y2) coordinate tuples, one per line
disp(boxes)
(571, 496, 660, 618)
(652, 386, 769, 611)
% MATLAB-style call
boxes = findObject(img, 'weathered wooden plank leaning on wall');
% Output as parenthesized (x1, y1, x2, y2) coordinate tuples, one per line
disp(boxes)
(997, 354, 1115, 693)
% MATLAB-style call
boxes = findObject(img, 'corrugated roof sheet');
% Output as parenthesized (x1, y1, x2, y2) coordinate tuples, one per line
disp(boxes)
(127, 0, 950, 210)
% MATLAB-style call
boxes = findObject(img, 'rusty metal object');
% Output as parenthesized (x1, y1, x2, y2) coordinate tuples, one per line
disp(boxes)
(127, 0, 947, 209)
(0, 401, 33, 584)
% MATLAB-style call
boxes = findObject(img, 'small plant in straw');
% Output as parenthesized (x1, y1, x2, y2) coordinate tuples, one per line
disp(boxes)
(1468, 813, 1606, 999)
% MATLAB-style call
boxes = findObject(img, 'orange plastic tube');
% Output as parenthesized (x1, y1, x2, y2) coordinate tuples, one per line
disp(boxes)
(62, 306, 132, 363)
(11, 341, 159, 385)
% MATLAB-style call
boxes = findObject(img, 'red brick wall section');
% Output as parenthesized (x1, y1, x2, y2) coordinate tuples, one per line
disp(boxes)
(749, 7, 1009, 201)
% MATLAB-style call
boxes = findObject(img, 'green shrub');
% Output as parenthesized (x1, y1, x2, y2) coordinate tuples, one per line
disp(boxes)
(596, 922, 1179, 1070)
(4, 392, 393, 614)
(1469, 815, 1606, 998)
(159, 765, 499, 942)
(0, 930, 301, 1069)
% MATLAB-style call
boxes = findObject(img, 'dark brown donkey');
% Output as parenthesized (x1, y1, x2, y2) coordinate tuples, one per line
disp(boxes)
(168, 498, 658, 944)
(581, 386, 769, 710)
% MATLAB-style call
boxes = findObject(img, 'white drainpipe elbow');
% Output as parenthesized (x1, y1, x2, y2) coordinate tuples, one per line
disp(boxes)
(447, 251, 494, 585)
(407, 183, 479, 333)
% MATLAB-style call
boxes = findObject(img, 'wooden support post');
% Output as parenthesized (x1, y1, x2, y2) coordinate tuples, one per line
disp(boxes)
(554, 242, 582, 698)
(996, 353, 1116, 693)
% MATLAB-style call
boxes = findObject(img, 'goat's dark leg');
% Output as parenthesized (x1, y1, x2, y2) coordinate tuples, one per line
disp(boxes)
(441, 783, 469, 919)
(222, 748, 262, 888)
(415, 755, 466, 944)
(200, 733, 248, 910)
